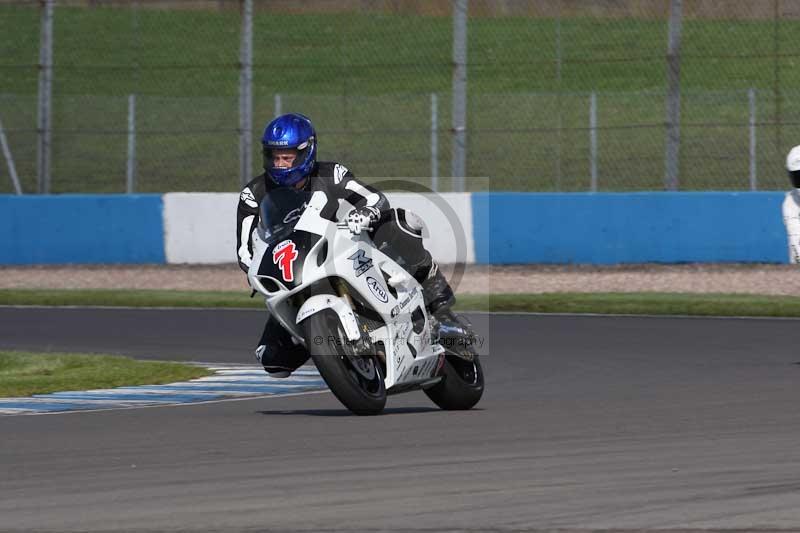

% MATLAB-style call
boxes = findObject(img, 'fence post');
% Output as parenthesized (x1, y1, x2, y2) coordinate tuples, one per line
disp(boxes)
(431, 93, 438, 192)
(37, 0, 54, 194)
(126, 94, 136, 193)
(555, 0, 563, 191)
(238, 0, 253, 188)
(0, 116, 22, 194)
(773, 0, 782, 154)
(664, 0, 683, 191)
(590, 91, 598, 192)
(128, 2, 140, 193)
(451, 0, 467, 191)
(749, 88, 757, 191)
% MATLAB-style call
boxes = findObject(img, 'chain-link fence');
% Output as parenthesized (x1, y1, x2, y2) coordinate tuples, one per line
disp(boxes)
(1, 0, 800, 193)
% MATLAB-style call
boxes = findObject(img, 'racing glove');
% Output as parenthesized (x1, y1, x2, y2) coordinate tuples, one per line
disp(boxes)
(345, 206, 381, 235)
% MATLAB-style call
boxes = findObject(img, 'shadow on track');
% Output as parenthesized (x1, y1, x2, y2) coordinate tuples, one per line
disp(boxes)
(257, 406, 449, 417)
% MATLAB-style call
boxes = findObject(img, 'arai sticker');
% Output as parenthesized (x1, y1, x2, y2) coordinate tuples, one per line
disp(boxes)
(365, 276, 389, 303)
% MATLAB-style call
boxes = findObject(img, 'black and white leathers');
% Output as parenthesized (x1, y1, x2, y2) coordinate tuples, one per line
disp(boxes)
(236, 161, 388, 272)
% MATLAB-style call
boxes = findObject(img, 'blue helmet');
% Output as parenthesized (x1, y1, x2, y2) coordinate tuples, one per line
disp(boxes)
(262, 113, 317, 187)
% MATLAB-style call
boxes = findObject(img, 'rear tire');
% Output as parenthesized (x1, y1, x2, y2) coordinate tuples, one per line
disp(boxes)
(424, 354, 484, 410)
(303, 310, 386, 415)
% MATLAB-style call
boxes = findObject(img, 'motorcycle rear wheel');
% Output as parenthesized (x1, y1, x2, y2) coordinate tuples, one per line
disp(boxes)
(303, 310, 386, 416)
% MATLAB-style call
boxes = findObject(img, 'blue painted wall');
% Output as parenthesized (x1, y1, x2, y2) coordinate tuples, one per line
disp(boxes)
(472, 192, 788, 264)
(0, 195, 165, 264)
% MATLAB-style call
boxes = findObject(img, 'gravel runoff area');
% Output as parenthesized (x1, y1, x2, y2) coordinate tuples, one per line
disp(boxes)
(0, 263, 798, 296)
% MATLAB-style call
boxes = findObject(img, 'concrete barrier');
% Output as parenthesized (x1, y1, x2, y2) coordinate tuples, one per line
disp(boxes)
(162, 191, 475, 265)
(0, 191, 790, 265)
(163, 192, 239, 264)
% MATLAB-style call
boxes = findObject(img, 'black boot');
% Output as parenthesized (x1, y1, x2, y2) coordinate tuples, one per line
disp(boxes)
(418, 261, 455, 316)
(255, 316, 310, 377)
(419, 261, 475, 354)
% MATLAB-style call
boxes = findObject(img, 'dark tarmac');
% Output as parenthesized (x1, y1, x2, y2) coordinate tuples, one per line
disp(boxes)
(2, 307, 800, 531)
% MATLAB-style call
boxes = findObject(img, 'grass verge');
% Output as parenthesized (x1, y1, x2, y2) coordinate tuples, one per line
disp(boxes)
(0, 351, 213, 398)
(1, 289, 800, 318)
(468, 293, 800, 318)
(0, 289, 262, 308)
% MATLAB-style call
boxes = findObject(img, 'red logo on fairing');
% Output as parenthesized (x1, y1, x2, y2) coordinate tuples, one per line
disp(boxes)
(272, 240, 299, 282)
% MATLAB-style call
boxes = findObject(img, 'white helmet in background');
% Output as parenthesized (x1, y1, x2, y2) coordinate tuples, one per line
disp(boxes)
(787, 145, 800, 188)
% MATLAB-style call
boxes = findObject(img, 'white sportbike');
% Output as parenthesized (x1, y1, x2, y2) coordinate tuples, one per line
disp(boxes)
(247, 187, 484, 415)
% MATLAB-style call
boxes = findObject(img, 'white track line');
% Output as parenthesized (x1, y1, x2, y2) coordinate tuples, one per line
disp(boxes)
(0, 364, 328, 417)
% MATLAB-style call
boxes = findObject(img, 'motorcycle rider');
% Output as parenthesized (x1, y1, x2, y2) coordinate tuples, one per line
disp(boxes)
(236, 113, 466, 377)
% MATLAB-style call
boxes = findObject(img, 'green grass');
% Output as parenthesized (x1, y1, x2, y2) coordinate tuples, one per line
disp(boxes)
(0, 288, 262, 308)
(2, 288, 800, 318)
(2, 7, 800, 192)
(4, 10, 797, 96)
(466, 292, 800, 318)
(0, 350, 212, 397)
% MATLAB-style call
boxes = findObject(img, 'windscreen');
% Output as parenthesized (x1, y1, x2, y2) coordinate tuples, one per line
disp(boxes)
(257, 187, 314, 246)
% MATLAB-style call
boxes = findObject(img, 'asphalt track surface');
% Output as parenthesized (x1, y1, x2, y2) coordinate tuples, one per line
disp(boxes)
(3, 307, 800, 532)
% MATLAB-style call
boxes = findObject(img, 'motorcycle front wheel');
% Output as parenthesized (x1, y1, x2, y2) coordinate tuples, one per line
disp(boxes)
(424, 354, 484, 410)
(303, 310, 386, 416)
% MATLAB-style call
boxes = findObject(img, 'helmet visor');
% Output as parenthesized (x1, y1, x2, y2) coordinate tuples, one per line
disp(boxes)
(263, 138, 314, 173)
(790, 169, 800, 189)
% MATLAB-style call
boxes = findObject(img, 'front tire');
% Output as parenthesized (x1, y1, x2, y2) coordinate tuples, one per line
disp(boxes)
(303, 310, 386, 415)
(424, 354, 484, 410)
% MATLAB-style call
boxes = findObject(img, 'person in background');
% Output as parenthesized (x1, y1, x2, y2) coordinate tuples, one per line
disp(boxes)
(782, 145, 800, 263)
